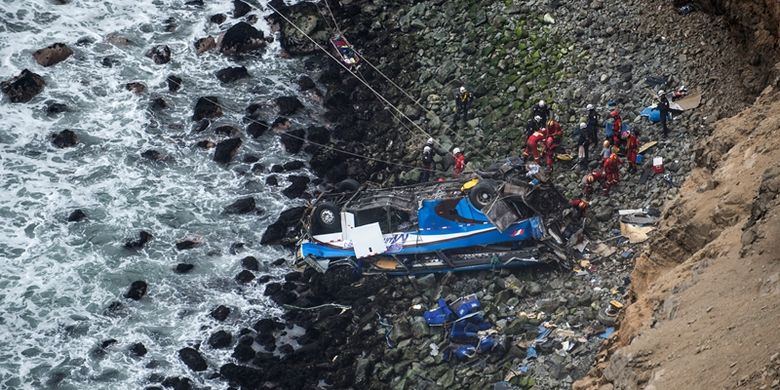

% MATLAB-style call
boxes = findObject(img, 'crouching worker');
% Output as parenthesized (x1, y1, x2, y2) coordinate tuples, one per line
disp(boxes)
(582, 170, 606, 199)
(453, 147, 466, 176)
(603, 153, 622, 194)
(569, 198, 590, 219)
(524, 129, 546, 163)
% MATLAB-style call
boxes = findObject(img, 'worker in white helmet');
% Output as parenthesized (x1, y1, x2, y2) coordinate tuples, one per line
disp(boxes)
(454, 86, 473, 126)
(532, 99, 552, 125)
(586, 103, 600, 157)
(452, 147, 466, 176)
(655, 90, 671, 138)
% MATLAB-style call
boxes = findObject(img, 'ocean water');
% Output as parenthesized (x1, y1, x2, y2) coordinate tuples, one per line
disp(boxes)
(0, 0, 315, 388)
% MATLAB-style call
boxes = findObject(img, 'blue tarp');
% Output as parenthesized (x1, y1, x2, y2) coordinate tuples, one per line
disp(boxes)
(640, 106, 672, 123)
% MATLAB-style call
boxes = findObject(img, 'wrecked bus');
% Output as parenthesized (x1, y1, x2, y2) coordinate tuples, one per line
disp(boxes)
(295, 158, 581, 275)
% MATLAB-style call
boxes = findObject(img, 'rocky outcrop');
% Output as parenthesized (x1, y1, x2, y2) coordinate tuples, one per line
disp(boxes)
(145, 45, 171, 64)
(213, 137, 242, 164)
(51, 129, 78, 148)
(219, 22, 265, 55)
(1, 69, 45, 103)
(33, 43, 73, 67)
(216, 66, 249, 83)
(272, 2, 329, 55)
(193, 96, 223, 121)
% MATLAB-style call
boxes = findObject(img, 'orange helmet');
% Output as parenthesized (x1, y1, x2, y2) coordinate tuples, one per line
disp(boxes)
(578, 200, 589, 210)
(610, 110, 619, 118)
(610, 153, 618, 160)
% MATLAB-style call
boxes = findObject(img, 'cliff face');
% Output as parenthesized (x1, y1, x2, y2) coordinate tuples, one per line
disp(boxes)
(576, 2, 780, 388)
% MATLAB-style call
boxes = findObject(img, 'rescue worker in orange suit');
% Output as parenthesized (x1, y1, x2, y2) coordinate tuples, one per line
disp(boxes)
(603, 153, 622, 194)
(569, 198, 590, 219)
(544, 119, 563, 171)
(609, 110, 622, 146)
(454, 86, 473, 126)
(582, 170, 606, 198)
(452, 147, 466, 175)
(624, 131, 640, 173)
(524, 129, 546, 163)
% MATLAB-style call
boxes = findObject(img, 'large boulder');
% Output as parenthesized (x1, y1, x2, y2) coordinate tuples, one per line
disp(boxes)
(219, 22, 266, 55)
(282, 175, 310, 199)
(274, 2, 329, 55)
(51, 129, 78, 148)
(195, 36, 216, 55)
(145, 45, 171, 64)
(213, 137, 242, 164)
(33, 43, 73, 67)
(124, 280, 148, 300)
(178, 347, 207, 372)
(216, 66, 249, 83)
(208, 330, 232, 349)
(223, 197, 256, 214)
(279, 129, 305, 153)
(233, 0, 251, 17)
(275, 96, 303, 116)
(1, 69, 45, 103)
(193, 96, 223, 121)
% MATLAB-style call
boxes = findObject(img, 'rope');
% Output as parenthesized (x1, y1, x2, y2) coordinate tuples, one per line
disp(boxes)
(323, 0, 344, 37)
(26, 0, 457, 177)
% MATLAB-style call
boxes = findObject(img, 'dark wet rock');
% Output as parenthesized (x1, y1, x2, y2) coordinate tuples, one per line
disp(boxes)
(265, 175, 278, 186)
(297, 75, 316, 91)
(192, 119, 210, 133)
(223, 196, 256, 214)
(210, 14, 226, 24)
(271, 116, 291, 130)
(33, 43, 73, 67)
(270, 165, 284, 173)
(106, 34, 130, 45)
(277, 344, 294, 355)
(256, 274, 271, 284)
(275, 96, 303, 116)
(283, 160, 305, 171)
(124, 230, 153, 250)
(216, 66, 249, 83)
(146, 45, 171, 64)
(195, 140, 215, 149)
(241, 256, 260, 271)
(163, 17, 177, 32)
(175, 239, 200, 250)
(101, 57, 120, 67)
(178, 347, 207, 372)
(45, 101, 67, 115)
(2, 69, 45, 103)
(306, 125, 329, 144)
(193, 96, 223, 121)
(282, 175, 310, 199)
(324, 90, 350, 111)
(269, 290, 296, 305)
(284, 272, 303, 282)
(220, 22, 266, 55)
(124, 280, 148, 300)
(101, 339, 118, 349)
(251, 163, 265, 173)
(150, 96, 168, 110)
(243, 154, 259, 163)
(195, 36, 216, 55)
(213, 125, 240, 137)
(213, 137, 242, 164)
(278, 206, 306, 225)
(166, 75, 182, 92)
(235, 270, 255, 284)
(260, 221, 285, 245)
(208, 330, 232, 349)
(275, 2, 328, 56)
(140, 149, 169, 162)
(67, 209, 87, 222)
(125, 82, 146, 94)
(280, 129, 305, 154)
(231, 344, 255, 363)
(130, 342, 147, 357)
(210, 305, 230, 321)
(233, 0, 251, 17)
(263, 282, 282, 296)
(271, 258, 286, 266)
(51, 129, 78, 148)
(174, 263, 195, 274)
(184, 0, 203, 5)
(332, 123, 363, 141)
(161, 376, 192, 390)
(246, 121, 269, 138)
(220, 363, 265, 389)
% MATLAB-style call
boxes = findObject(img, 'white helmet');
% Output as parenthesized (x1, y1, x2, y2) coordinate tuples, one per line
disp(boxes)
(539, 100, 546, 106)
(534, 115, 542, 122)
(453, 147, 461, 154)
(580, 122, 587, 129)
(586, 104, 594, 110)
(460, 86, 466, 93)
(426, 137, 434, 145)
(658, 90, 665, 96)
(423, 146, 431, 153)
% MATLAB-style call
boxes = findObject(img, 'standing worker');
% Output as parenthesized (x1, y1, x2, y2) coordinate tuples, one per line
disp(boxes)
(608, 110, 623, 146)
(454, 86, 473, 126)
(421, 145, 434, 182)
(576, 122, 589, 170)
(452, 147, 466, 176)
(625, 131, 640, 173)
(532, 100, 552, 125)
(524, 129, 546, 164)
(544, 119, 563, 172)
(586, 104, 600, 156)
(602, 153, 622, 194)
(655, 90, 671, 138)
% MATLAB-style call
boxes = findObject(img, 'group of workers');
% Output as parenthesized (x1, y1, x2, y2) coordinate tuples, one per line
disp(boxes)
(420, 86, 674, 202)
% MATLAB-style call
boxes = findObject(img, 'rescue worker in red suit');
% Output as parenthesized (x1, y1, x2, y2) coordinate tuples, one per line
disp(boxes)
(603, 153, 622, 194)
(609, 110, 622, 147)
(624, 131, 640, 173)
(582, 169, 606, 198)
(544, 119, 563, 170)
(453, 147, 466, 176)
(569, 198, 589, 219)
(524, 129, 546, 163)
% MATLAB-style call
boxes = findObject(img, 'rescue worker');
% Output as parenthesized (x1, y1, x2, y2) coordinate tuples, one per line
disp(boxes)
(576, 122, 589, 170)
(582, 169, 606, 198)
(453, 147, 466, 176)
(600, 140, 612, 161)
(608, 110, 622, 145)
(454, 86, 473, 125)
(526, 115, 543, 137)
(624, 131, 640, 173)
(655, 90, 671, 138)
(586, 104, 600, 155)
(569, 198, 590, 219)
(421, 145, 434, 182)
(524, 129, 546, 163)
(544, 119, 563, 171)
(531, 100, 551, 125)
(603, 152, 622, 194)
